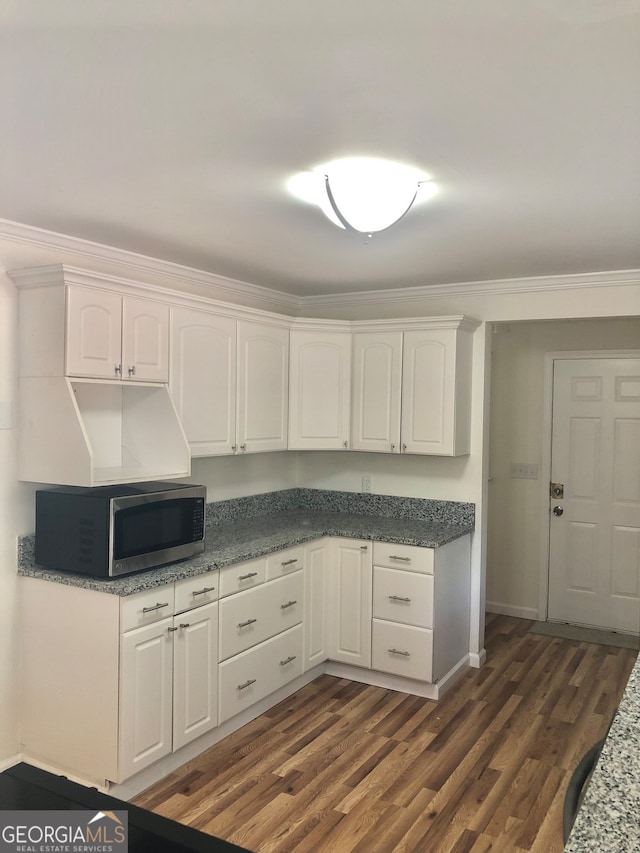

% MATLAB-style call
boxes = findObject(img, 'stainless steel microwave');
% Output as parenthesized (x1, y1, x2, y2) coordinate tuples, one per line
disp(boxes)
(35, 482, 206, 577)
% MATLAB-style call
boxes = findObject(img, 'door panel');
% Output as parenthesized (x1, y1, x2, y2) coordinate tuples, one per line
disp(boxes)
(548, 358, 640, 633)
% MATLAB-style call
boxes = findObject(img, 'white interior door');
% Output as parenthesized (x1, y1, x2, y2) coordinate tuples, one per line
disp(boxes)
(548, 358, 640, 633)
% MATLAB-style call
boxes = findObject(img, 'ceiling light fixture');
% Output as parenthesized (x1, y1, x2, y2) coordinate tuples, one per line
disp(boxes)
(288, 157, 436, 234)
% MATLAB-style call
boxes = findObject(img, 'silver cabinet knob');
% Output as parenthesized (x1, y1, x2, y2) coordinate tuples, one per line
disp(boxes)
(552, 505, 564, 516)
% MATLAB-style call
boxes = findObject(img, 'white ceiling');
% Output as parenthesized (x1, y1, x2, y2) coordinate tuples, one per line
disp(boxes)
(2, 1, 639, 297)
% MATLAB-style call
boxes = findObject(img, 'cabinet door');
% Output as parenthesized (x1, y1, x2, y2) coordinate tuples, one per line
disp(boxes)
(401, 329, 457, 456)
(170, 308, 237, 456)
(173, 602, 218, 751)
(351, 332, 403, 453)
(119, 618, 173, 781)
(237, 321, 289, 453)
(122, 297, 169, 382)
(288, 330, 351, 450)
(327, 538, 372, 668)
(66, 286, 123, 379)
(303, 539, 329, 671)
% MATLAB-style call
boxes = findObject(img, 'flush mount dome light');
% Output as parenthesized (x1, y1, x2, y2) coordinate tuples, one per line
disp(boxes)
(288, 157, 436, 234)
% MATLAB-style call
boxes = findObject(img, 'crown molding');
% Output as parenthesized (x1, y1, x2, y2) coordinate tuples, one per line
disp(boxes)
(0, 218, 300, 315)
(2, 218, 639, 315)
(299, 268, 640, 309)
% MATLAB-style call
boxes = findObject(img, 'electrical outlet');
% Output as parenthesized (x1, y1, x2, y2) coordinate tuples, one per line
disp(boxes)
(509, 462, 539, 480)
(362, 474, 372, 493)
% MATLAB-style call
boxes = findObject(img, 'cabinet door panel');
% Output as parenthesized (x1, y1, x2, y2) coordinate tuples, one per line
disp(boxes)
(304, 540, 328, 670)
(401, 331, 452, 455)
(170, 308, 236, 456)
(122, 297, 169, 382)
(289, 331, 351, 449)
(173, 602, 218, 751)
(351, 332, 402, 453)
(237, 321, 289, 452)
(327, 539, 372, 667)
(119, 619, 173, 781)
(66, 287, 122, 379)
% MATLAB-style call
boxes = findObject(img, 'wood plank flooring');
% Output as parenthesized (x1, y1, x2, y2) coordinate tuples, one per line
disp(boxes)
(133, 615, 638, 853)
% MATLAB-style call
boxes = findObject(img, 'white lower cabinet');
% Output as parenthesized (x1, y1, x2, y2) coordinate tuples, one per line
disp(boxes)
(327, 538, 372, 668)
(371, 620, 433, 682)
(19, 533, 471, 788)
(219, 624, 303, 723)
(118, 592, 219, 781)
(303, 539, 329, 670)
(371, 536, 470, 683)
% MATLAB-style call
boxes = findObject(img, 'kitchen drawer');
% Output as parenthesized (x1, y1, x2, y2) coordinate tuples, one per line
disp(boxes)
(266, 545, 304, 580)
(373, 542, 434, 574)
(373, 566, 433, 628)
(219, 624, 303, 723)
(219, 557, 267, 598)
(218, 571, 303, 661)
(174, 571, 219, 613)
(120, 585, 175, 632)
(371, 619, 433, 682)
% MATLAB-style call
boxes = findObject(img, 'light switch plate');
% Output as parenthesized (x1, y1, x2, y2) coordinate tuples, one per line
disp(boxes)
(509, 462, 539, 480)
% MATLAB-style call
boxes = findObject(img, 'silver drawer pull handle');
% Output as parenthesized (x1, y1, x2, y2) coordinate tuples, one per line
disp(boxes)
(360, 545, 368, 551)
(238, 571, 258, 581)
(389, 648, 411, 657)
(389, 555, 411, 562)
(192, 586, 216, 596)
(280, 600, 297, 610)
(389, 595, 411, 603)
(179, 623, 190, 629)
(143, 602, 170, 613)
(281, 558, 298, 566)
(238, 678, 257, 691)
(238, 618, 257, 628)
(280, 655, 297, 666)
(167, 626, 178, 633)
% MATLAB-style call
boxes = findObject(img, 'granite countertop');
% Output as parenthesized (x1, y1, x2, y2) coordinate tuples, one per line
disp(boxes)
(565, 653, 640, 852)
(18, 508, 474, 597)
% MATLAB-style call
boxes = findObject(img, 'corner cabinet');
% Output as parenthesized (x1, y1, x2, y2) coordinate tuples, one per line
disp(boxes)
(351, 317, 479, 456)
(9, 265, 189, 486)
(288, 327, 352, 450)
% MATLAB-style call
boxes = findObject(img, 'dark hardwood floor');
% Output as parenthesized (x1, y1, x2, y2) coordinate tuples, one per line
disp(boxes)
(133, 615, 638, 853)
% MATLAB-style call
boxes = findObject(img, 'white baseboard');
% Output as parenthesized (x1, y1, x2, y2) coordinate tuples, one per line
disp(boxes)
(486, 601, 539, 620)
(469, 649, 487, 668)
(0, 754, 22, 773)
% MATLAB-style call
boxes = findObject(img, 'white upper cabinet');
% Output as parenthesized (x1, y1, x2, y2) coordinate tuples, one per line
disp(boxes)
(10, 265, 189, 486)
(351, 318, 479, 457)
(237, 320, 289, 453)
(170, 309, 289, 456)
(351, 331, 403, 453)
(401, 325, 474, 456)
(288, 329, 352, 450)
(66, 288, 169, 382)
(65, 287, 122, 379)
(170, 308, 236, 456)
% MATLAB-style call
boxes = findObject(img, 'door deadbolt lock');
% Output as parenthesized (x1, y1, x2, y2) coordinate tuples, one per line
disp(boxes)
(550, 482, 564, 499)
(552, 505, 564, 516)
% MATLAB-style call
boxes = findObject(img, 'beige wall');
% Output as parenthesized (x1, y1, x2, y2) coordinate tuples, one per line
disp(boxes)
(486, 318, 640, 618)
